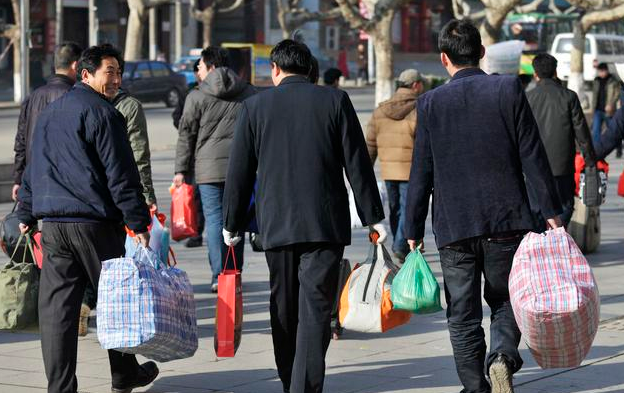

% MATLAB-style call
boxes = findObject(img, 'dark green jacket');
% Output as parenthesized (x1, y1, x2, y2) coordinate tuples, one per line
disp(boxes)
(113, 91, 157, 205)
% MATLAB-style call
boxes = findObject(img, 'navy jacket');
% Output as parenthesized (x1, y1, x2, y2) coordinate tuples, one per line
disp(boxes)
(223, 75, 384, 249)
(17, 82, 150, 232)
(404, 68, 561, 248)
(595, 106, 624, 160)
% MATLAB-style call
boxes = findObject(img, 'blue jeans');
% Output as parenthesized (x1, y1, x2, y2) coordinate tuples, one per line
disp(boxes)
(198, 183, 244, 285)
(385, 180, 410, 256)
(592, 110, 609, 145)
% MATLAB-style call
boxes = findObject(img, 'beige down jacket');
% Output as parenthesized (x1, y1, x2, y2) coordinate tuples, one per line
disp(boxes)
(365, 88, 418, 181)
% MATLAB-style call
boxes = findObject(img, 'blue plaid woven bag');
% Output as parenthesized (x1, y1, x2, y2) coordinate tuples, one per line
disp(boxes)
(97, 245, 198, 362)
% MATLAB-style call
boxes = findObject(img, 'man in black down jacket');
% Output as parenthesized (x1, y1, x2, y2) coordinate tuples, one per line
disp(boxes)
(11, 42, 82, 201)
(223, 39, 386, 393)
(526, 53, 596, 228)
(404, 21, 562, 393)
(17, 45, 159, 393)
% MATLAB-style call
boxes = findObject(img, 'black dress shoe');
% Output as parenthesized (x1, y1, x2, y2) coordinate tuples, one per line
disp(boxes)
(111, 361, 159, 393)
(185, 236, 203, 248)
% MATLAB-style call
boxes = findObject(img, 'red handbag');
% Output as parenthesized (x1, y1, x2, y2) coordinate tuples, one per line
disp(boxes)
(618, 170, 624, 197)
(214, 246, 243, 357)
(169, 184, 198, 241)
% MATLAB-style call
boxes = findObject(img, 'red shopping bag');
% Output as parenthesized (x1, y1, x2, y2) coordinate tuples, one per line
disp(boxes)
(33, 232, 43, 269)
(618, 170, 624, 197)
(169, 184, 198, 241)
(214, 246, 243, 357)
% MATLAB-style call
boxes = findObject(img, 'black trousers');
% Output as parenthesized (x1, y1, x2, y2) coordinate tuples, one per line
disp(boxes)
(265, 243, 344, 393)
(438, 233, 524, 393)
(39, 222, 141, 393)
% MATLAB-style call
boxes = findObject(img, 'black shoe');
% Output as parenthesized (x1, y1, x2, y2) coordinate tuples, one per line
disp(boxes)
(489, 354, 514, 393)
(111, 361, 159, 393)
(185, 236, 203, 248)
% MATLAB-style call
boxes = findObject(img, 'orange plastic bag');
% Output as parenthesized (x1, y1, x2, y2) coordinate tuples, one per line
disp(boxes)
(169, 184, 198, 241)
(33, 232, 43, 269)
(214, 246, 243, 357)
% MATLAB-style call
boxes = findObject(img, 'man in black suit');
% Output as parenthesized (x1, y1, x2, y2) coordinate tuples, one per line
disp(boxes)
(404, 20, 562, 393)
(222, 39, 386, 393)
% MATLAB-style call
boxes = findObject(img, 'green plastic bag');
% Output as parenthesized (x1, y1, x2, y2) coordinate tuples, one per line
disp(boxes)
(0, 233, 39, 330)
(391, 250, 442, 314)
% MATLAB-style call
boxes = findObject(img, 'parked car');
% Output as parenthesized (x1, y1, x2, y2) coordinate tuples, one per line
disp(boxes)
(122, 60, 187, 107)
(551, 33, 624, 82)
(172, 56, 200, 87)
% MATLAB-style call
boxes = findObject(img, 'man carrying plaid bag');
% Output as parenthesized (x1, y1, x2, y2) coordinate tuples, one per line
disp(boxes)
(17, 44, 159, 393)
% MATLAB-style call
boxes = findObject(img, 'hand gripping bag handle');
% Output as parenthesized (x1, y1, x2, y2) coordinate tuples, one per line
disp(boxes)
(9, 232, 37, 265)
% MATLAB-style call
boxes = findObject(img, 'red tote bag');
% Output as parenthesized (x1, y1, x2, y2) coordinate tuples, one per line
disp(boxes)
(33, 232, 43, 269)
(169, 184, 198, 241)
(214, 246, 243, 357)
(618, 170, 624, 198)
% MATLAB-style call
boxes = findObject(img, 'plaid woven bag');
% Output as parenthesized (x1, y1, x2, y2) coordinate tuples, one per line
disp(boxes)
(97, 246, 198, 362)
(509, 228, 600, 369)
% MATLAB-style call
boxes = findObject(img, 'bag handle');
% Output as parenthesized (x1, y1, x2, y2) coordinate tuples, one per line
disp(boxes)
(223, 245, 239, 271)
(9, 231, 36, 265)
(134, 244, 165, 270)
(167, 246, 177, 267)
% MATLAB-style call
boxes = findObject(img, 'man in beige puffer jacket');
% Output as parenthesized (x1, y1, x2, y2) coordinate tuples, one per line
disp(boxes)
(366, 69, 425, 260)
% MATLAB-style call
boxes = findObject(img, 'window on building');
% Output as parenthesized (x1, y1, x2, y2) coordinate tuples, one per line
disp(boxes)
(326, 26, 340, 51)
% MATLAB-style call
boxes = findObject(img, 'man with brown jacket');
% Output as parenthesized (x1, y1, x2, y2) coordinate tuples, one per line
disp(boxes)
(366, 69, 425, 259)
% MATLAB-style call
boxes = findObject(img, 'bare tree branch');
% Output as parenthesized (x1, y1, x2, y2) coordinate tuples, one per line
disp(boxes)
(515, 0, 544, 13)
(580, 3, 624, 31)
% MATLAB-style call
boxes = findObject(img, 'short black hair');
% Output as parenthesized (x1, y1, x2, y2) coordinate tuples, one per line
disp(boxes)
(308, 56, 319, 84)
(597, 62, 609, 71)
(323, 68, 342, 85)
(193, 58, 200, 73)
(77, 44, 123, 76)
(54, 42, 82, 70)
(270, 39, 312, 76)
(532, 53, 557, 79)
(201, 46, 229, 68)
(438, 19, 482, 67)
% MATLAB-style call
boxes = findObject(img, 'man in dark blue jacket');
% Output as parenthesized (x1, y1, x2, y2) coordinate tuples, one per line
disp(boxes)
(17, 45, 159, 393)
(595, 106, 624, 159)
(404, 20, 562, 393)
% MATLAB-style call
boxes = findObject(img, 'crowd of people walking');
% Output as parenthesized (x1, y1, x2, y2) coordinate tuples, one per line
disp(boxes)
(6, 15, 624, 393)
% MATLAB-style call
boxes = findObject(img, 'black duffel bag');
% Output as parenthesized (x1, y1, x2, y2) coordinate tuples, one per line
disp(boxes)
(1, 203, 35, 264)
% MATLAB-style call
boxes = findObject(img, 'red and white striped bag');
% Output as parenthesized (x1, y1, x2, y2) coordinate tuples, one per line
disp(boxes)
(509, 228, 600, 369)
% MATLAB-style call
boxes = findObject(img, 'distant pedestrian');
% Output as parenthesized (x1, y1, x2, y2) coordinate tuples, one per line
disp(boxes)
(323, 67, 342, 87)
(222, 39, 386, 393)
(366, 68, 425, 261)
(591, 62, 619, 145)
(356, 43, 368, 84)
(12, 42, 82, 201)
(17, 44, 158, 393)
(526, 53, 596, 228)
(173, 46, 255, 292)
(405, 20, 562, 393)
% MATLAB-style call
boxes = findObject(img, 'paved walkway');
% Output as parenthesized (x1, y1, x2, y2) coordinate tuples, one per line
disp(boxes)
(0, 125, 623, 392)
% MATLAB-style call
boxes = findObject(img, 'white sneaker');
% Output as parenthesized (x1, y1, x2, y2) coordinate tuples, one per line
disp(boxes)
(211, 283, 218, 293)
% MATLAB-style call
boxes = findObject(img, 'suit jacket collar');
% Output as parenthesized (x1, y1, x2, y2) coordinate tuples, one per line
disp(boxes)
(279, 75, 310, 86)
(451, 67, 486, 82)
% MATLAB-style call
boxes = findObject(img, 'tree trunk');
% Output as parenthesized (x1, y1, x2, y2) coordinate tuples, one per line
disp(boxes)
(479, 2, 516, 47)
(372, 10, 394, 106)
(10, 0, 21, 102)
(200, 7, 216, 47)
(125, 0, 147, 60)
(277, 8, 292, 39)
(568, 20, 587, 105)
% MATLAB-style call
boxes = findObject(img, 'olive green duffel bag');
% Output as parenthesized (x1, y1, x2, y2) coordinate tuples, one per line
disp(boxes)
(0, 233, 39, 330)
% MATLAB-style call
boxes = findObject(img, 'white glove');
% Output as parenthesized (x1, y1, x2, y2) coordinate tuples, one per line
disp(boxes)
(369, 222, 388, 244)
(222, 229, 242, 246)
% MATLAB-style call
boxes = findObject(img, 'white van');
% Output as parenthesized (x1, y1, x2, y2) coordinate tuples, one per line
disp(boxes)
(550, 33, 624, 81)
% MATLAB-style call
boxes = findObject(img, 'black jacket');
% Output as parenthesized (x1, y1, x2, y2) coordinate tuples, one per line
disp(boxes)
(17, 82, 150, 233)
(223, 75, 384, 249)
(175, 67, 256, 183)
(595, 105, 624, 159)
(526, 78, 596, 176)
(13, 74, 74, 184)
(404, 68, 561, 248)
